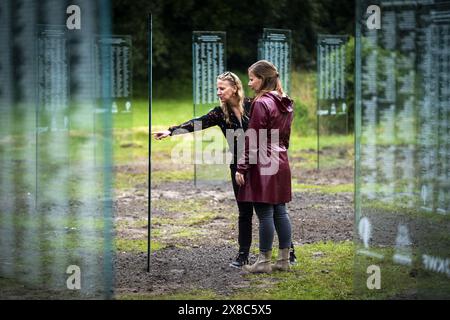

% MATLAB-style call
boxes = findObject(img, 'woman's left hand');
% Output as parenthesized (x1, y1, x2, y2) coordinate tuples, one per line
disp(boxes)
(235, 172, 245, 186)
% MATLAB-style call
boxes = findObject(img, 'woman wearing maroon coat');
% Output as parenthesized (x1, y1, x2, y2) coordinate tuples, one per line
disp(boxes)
(235, 60, 294, 273)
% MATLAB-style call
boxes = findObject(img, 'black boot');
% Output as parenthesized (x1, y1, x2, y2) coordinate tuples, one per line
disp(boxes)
(230, 252, 249, 268)
(289, 245, 297, 266)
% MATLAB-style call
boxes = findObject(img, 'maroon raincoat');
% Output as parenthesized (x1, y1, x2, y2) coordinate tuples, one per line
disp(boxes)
(237, 92, 294, 204)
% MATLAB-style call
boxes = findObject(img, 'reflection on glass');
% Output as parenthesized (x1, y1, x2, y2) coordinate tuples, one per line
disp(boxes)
(355, 0, 450, 299)
(0, 0, 113, 299)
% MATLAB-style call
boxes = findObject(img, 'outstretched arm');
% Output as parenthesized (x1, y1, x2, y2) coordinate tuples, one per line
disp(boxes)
(153, 107, 223, 140)
(153, 130, 171, 140)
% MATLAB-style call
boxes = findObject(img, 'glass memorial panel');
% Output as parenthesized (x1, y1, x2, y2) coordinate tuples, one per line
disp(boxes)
(192, 31, 228, 186)
(0, 0, 114, 299)
(94, 34, 133, 192)
(95, 36, 132, 113)
(316, 35, 350, 169)
(355, 0, 450, 299)
(257, 28, 292, 95)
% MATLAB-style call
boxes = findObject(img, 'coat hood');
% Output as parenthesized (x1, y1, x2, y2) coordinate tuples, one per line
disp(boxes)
(264, 92, 294, 113)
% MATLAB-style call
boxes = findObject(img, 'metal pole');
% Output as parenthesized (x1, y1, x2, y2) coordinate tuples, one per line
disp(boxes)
(99, 0, 113, 299)
(317, 112, 320, 170)
(316, 36, 320, 171)
(147, 13, 152, 273)
(192, 33, 197, 188)
(346, 105, 349, 135)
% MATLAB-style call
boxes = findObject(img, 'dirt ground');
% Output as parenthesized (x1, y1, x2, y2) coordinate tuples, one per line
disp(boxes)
(114, 166, 354, 298)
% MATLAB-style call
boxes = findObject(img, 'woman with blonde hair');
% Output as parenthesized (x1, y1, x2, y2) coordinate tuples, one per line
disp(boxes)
(154, 71, 254, 268)
(236, 60, 294, 273)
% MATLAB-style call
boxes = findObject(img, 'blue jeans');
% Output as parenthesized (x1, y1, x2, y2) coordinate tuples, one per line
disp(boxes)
(254, 203, 292, 253)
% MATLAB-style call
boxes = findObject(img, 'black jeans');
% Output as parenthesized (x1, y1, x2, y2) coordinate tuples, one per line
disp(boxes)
(230, 166, 253, 253)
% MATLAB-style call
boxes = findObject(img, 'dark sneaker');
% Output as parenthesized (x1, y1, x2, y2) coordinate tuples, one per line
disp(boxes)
(289, 250, 297, 266)
(230, 252, 249, 268)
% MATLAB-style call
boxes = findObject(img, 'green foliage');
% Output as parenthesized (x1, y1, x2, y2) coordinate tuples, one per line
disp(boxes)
(354, 248, 418, 300)
(151, 170, 194, 183)
(292, 183, 354, 193)
(290, 70, 317, 136)
(115, 238, 164, 253)
(115, 172, 147, 190)
(153, 198, 219, 226)
(345, 36, 355, 132)
(250, 241, 354, 300)
(289, 134, 353, 159)
(112, 0, 355, 98)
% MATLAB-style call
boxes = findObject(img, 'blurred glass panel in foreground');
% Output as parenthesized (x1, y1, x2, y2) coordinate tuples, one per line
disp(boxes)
(355, 0, 450, 299)
(0, 0, 114, 299)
